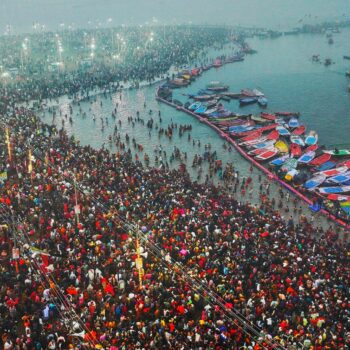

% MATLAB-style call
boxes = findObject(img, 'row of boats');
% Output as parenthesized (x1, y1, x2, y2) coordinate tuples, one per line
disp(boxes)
(160, 77, 350, 219)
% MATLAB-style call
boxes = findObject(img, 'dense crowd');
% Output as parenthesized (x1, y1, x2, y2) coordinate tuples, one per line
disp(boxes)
(0, 103, 349, 350)
(0, 26, 232, 112)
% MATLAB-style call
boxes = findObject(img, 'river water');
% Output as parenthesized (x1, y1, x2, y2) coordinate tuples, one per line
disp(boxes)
(38, 29, 350, 233)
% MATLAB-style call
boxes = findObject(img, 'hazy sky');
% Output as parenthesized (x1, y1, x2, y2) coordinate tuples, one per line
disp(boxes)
(1, 0, 350, 34)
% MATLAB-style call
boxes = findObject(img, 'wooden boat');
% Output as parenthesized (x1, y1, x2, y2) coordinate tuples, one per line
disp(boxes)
(318, 185, 350, 194)
(274, 140, 289, 153)
(317, 166, 349, 177)
(305, 131, 318, 145)
(255, 148, 278, 161)
(327, 194, 350, 201)
(266, 129, 279, 140)
(270, 155, 290, 166)
(239, 136, 267, 146)
(297, 151, 316, 163)
(207, 81, 229, 92)
(231, 123, 279, 137)
(194, 105, 207, 114)
(189, 102, 202, 110)
(309, 153, 331, 166)
(316, 161, 336, 172)
(293, 125, 306, 135)
(290, 143, 302, 157)
(248, 146, 274, 156)
(194, 95, 216, 101)
(257, 97, 268, 107)
(275, 111, 300, 117)
(251, 115, 269, 123)
(239, 130, 263, 142)
(290, 135, 305, 146)
(323, 149, 350, 156)
(288, 117, 300, 128)
(251, 140, 275, 149)
(304, 174, 326, 190)
(276, 125, 290, 136)
(261, 113, 276, 121)
(305, 144, 318, 153)
(328, 172, 350, 184)
(239, 97, 258, 105)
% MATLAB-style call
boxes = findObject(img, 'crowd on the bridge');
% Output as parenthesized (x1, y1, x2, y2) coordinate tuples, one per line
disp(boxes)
(0, 26, 231, 113)
(0, 104, 349, 350)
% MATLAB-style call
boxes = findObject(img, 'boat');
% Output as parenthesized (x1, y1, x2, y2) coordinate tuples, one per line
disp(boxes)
(241, 89, 256, 97)
(231, 123, 279, 138)
(275, 111, 300, 117)
(309, 153, 331, 166)
(270, 155, 290, 166)
(206, 81, 229, 92)
(229, 125, 255, 134)
(261, 113, 276, 121)
(316, 161, 336, 172)
(251, 115, 269, 123)
(297, 151, 315, 164)
(304, 174, 326, 190)
(346, 70, 350, 77)
(288, 117, 299, 128)
(266, 129, 279, 140)
(290, 135, 305, 146)
(318, 185, 350, 194)
(276, 125, 290, 136)
(194, 105, 207, 114)
(239, 130, 263, 142)
(328, 172, 350, 184)
(194, 95, 216, 101)
(293, 125, 306, 135)
(323, 149, 350, 156)
(274, 140, 289, 153)
(239, 97, 258, 105)
(251, 140, 275, 149)
(252, 89, 265, 97)
(290, 143, 302, 157)
(305, 144, 318, 153)
(344, 55, 350, 60)
(305, 131, 318, 145)
(317, 166, 349, 177)
(255, 148, 278, 161)
(327, 194, 350, 201)
(257, 97, 268, 107)
(188, 102, 202, 111)
(248, 146, 274, 156)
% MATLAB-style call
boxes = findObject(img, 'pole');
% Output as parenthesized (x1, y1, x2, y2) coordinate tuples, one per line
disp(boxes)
(5, 128, 12, 162)
(136, 237, 144, 289)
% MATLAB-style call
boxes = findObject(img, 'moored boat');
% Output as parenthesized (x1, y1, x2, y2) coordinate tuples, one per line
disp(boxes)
(309, 153, 331, 166)
(290, 135, 305, 146)
(290, 143, 302, 157)
(274, 140, 289, 153)
(293, 125, 306, 135)
(304, 173, 326, 190)
(257, 97, 268, 107)
(255, 148, 278, 161)
(305, 131, 318, 145)
(318, 185, 350, 194)
(323, 149, 350, 156)
(239, 97, 258, 105)
(297, 151, 316, 163)
(288, 117, 299, 128)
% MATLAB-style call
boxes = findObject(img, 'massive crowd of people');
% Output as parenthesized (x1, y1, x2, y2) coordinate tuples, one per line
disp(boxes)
(0, 26, 232, 111)
(0, 101, 349, 349)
